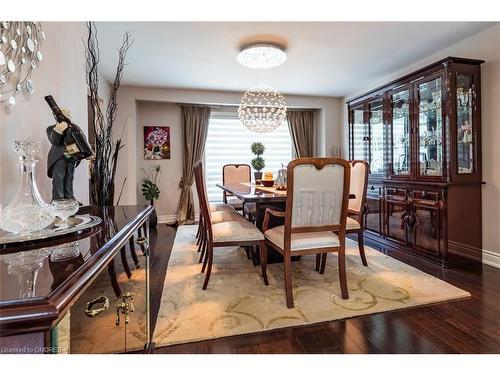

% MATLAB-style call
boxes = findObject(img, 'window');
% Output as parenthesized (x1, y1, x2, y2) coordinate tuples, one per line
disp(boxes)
(205, 114, 292, 202)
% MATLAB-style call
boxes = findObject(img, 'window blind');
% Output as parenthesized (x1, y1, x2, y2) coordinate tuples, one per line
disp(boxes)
(205, 116, 292, 202)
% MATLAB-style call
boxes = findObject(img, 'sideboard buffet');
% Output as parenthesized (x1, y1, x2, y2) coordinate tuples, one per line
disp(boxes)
(347, 56, 484, 267)
(0, 205, 154, 354)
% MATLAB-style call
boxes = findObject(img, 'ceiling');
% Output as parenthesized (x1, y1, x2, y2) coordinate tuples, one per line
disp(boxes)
(95, 22, 495, 97)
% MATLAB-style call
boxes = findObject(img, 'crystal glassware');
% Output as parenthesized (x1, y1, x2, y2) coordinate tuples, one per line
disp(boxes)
(1, 248, 52, 299)
(49, 241, 81, 262)
(0, 139, 54, 235)
(50, 198, 79, 228)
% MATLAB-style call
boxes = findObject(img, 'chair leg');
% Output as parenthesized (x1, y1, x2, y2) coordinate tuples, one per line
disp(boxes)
(357, 230, 368, 266)
(338, 249, 349, 300)
(202, 244, 214, 290)
(244, 246, 251, 259)
(199, 234, 206, 264)
(197, 221, 203, 250)
(284, 254, 294, 308)
(195, 214, 201, 239)
(259, 241, 268, 285)
(315, 254, 321, 272)
(319, 253, 327, 274)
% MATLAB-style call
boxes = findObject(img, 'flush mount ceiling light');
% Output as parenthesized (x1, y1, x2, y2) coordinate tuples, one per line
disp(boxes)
(237, 42, 287, 69)
(238, 85, 287, 133)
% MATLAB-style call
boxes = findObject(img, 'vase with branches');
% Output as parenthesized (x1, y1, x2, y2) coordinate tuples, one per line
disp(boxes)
(85, 21, 133, 206)
(250, 141, 265, 181)
(141, 164, 161, 227)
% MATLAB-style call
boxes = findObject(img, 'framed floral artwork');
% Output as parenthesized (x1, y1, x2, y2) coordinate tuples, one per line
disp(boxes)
(144, 126, 170, 160)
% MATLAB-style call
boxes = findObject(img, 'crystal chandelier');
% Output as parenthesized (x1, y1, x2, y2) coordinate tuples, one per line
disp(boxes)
(237, 42, 286, 69)
(238, 86, 287, 133)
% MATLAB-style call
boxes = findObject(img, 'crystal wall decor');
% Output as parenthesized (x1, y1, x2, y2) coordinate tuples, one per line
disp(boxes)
(0, 21, 45, 106)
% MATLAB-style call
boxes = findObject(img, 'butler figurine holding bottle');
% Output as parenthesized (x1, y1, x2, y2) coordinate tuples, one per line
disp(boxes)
(44, 95, 94, 202)
(46, 109, 80, 201)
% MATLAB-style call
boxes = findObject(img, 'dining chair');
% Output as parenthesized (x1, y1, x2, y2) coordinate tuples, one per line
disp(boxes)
(194, 161, 266, 290)
(315, 159, 369, 270)
(194, 164, 244, 262)
(195, 202, 235, 243)
(345, 160, 369, 266)
(222, 163, 256, 221)
(261, 158, 351, 308)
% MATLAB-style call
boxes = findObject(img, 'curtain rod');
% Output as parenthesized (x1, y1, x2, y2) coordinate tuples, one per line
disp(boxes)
(176, 103, 319, 111)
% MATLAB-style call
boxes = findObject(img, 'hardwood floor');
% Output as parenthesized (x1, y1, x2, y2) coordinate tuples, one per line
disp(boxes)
(148, 224, 500, 354)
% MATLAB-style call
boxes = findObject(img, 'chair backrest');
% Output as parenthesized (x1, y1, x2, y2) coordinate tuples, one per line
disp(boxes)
(284, 158, 350, 248)
(348, 160, 369, 216)
(194, 161, 213, 234)
(222, 164, 251, 201)
(222, 164, 251, 185)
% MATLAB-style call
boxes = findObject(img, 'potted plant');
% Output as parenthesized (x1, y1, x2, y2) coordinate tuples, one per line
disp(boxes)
(141, 164, 161, 228)
(250, 142, 265, 181)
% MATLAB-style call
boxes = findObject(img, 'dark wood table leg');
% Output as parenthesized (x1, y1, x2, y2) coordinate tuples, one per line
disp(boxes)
(107, 260, 121, 297)
(129, 236, 140, 268)
(120, 246, 132, 278)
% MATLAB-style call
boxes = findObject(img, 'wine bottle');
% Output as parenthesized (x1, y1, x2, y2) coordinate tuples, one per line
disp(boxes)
(44, 95, 93, 160)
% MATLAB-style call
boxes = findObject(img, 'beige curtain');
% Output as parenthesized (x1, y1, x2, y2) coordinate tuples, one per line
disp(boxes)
(286, 110, 315, 158)
(176, 105, 211, 225)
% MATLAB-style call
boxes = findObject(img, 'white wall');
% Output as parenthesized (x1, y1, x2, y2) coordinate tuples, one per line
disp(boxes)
(136, 101, 183, 222)
(341, 24, 500, 267)
(0, 22, 89, 206)
(114, 86, 341, 221)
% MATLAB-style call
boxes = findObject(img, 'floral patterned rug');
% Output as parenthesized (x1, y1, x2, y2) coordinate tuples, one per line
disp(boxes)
(153, 225, 470, 348)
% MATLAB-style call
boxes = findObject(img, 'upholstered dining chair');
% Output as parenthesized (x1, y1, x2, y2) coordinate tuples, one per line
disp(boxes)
(194, 164, 242, 262)
(315, 159, 370, 270)
(345, 160, 370, 266)
(194, 161, 266, 290)
(222, 164, 256, 221)
(261, 158, 351, 308)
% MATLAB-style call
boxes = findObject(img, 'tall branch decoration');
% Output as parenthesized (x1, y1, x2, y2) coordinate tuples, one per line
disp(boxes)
(85, 22, 133, 206)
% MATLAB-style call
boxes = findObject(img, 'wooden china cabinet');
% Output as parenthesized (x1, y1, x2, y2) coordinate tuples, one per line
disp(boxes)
(347, 57, 483, 266)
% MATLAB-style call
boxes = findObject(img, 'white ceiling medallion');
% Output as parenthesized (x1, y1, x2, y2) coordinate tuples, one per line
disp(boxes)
(238, 85, 287, 133)
(237, 42, 287, 69)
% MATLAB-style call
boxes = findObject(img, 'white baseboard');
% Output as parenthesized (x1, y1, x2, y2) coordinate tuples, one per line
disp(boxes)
(483, 249, 500, 269)
(158, 214, 177, 225)
(157, 211, 200, 225)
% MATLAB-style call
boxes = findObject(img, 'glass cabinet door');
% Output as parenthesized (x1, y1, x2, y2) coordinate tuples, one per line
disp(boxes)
(369, 100, 384, 175)
(390, 88, 411, 176)
(417, 76, 444, 177)
(456, 73, 474, 174)
(351, 106, 369, 162)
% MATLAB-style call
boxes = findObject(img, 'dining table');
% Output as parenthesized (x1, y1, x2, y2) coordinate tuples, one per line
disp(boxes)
(215, 182, 355, 263)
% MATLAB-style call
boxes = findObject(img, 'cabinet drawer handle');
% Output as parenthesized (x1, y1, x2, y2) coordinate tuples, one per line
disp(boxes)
(136, 237, 148, 246)
(85, 296, 110, 317)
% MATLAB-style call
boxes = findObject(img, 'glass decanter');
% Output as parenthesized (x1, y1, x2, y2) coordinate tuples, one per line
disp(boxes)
(0, 139, 54, 235)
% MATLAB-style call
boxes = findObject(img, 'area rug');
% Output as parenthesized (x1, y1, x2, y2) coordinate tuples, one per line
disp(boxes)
(153, 225, 470, 347)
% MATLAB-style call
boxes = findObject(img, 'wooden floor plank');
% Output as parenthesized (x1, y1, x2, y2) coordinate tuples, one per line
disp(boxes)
(149, 225, 500, 354)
